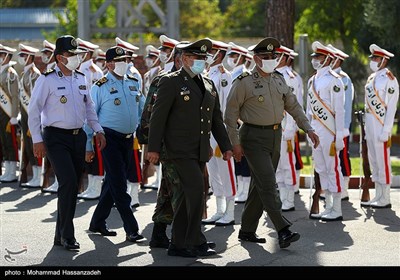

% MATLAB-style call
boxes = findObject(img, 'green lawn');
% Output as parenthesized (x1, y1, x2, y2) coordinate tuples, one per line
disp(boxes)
(300, 156, 400, 176)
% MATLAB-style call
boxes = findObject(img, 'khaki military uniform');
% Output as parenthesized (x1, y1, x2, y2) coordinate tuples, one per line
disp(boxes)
(224, 68, 312, 233)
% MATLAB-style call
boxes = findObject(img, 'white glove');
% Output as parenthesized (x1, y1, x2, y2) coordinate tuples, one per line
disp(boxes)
(378, 131, 390, 142)
(282, 130, 295, 141)
(343, 128, 350, 138)
(9, 117, 18, 125)
(335, 139, 345, 151)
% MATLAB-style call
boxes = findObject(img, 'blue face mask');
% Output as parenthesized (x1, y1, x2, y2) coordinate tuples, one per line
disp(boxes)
(190, 59, 206, 74)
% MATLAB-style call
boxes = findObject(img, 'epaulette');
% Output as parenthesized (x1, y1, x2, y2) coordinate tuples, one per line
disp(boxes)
(127, 74, 138, 82)
(292, 70, 298, 77)
(237, 72, 250, 80)
(386, 70, 395, 81)
(75, 69, 84, 76)
(218, 65, 226, 74)
(329, 69, 340, 79)
(286, 69, 296, 79)
(95, 76, 108, 87)
(42, 68, 55, 76)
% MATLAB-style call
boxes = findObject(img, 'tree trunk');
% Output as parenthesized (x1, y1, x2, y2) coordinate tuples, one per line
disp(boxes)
(265, 0, 295, 48)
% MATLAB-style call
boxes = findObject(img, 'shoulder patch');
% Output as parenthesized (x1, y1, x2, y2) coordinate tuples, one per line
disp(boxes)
(329, 69, 340, 79)
(95, 76, 108, 87)
(237, 72, 250, 80)
(75, 69, 84, 76)
(386, 70, 395, 81)
(42, 68, 55, 76)
(333, 85, 341, 92)
(127, 74, 138, 81)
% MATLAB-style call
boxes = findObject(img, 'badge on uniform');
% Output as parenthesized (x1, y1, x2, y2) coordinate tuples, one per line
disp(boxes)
(57, 71, 63, 77)
(180, 87, 190, 95)
(253, 72, 259, 79)
(83, 95, 87, 103)
(221, 79, 228, 87)
(79, 85, 87, 90)
(110, 87, 118, 94)
(135, 95, 139, 102)
(388, 87, 395, 94)
(129, 86, 137, 91)
(184, 95, 190, 101)
(60, 95, 67, 104)
(258, 95, 264, 102)
(114, 98, 121, 105)
(333, 85, 340, 92)
(254, 81, 263, 88)
(57, 87, 65, 90)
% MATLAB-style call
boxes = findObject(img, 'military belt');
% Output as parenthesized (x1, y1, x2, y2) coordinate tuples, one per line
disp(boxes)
(244, 123, 281, 130)
(45, 126, 82, 135)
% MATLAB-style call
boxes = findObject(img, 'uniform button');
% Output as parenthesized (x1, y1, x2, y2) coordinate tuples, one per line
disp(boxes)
(200, 107, 203, 110)
(207, 108, 210, 111)
(208, 120, 210, 123)
(201, 131, 204, 134)
(201, 119, 203, 122)
(208, 131, 211, 135)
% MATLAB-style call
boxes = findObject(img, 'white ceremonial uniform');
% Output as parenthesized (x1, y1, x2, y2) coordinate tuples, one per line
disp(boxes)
(79, 59, 103, 85)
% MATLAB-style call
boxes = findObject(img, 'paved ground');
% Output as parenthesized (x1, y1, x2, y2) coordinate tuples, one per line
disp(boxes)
(0, 176, 399, 274)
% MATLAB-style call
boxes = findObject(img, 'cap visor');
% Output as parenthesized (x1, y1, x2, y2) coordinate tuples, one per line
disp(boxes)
(68, 49, 87, 54)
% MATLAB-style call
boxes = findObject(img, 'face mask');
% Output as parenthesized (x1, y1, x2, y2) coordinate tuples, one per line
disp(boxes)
(190, 59, 206, 75)
(311, 58, 322, 70)
(159, 51, 169, 63)
(227, 57, 237, 69)
(41, 53, 51, 64)
(260, 58, 278, 73)
(62, 55, 80, 71)
(95, 61, 105, 70)
(145, 58, 154, 68)
(18, 56, 27, 66)
(113, 61, 128, 76)
(369, 61, 380, 72)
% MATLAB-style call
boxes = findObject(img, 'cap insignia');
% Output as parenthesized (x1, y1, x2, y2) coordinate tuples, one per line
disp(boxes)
(267, 44, 274, 51)
(71, 39, 77, 47)
(200, 45, 207, 52)
(116, 47, 123, 55)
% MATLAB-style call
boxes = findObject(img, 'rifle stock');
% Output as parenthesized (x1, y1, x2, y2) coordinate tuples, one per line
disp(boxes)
(356, 110, 372, 202)
(309, 170, 321, 216)
(18, 136, 28, 187)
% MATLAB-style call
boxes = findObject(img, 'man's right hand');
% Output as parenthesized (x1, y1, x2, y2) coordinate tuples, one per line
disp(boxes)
(33, 142, 46, 159)
(147, 151, 160, 164)
(233, 144, 244, 162)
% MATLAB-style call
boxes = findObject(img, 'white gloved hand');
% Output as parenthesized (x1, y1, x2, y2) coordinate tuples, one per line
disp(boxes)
(9, 117, 18, 125)
(335, 139, 345, 151)
(343, 128, 350, 138)
(378, 131, 390, 142)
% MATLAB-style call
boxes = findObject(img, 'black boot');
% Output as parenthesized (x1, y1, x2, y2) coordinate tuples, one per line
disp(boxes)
(149, 222, 170, 249)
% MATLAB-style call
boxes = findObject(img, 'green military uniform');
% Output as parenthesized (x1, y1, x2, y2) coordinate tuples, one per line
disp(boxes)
(148, 64, 232, 250)
(225, 51, 312, 236)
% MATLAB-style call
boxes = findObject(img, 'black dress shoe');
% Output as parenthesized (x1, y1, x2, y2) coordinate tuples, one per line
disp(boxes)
(54, 238, 62, 246)
(207, 241, 216, 249)
(278, 228, 300, 249)
(149, 236, 170, 249)
(61, 238, 80, 251)
(89, 226, 117, 236)
(126, 233, 145, 242)
(167, 244, 197, 258)
(238, 230, 266, 243)
(194, 242, 217, 257)
(282, 207, 295, 212)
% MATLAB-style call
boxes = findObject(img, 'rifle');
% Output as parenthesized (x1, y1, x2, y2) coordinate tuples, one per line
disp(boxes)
(355, 110, 372, 203)
(309, 170, 321, 218)
(18, 129, 28, 187)
(202, 165, 210, 219)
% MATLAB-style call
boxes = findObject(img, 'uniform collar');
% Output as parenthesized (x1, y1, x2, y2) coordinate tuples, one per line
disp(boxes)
(54, 65, 79, 79)
(315, 65, 330, 78)
(80, 59, 93, 69)
(209, 63, 223, 73)
(24, 62, 34, 73)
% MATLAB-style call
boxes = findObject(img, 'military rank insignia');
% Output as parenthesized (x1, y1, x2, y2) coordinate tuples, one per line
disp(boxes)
(114, 98, 121, 105)
(57, 71, 63, 77)
(221, 79, 228, 87)
(211, 91, 216, 97)
(388, 87, 395, 94)
(252, 72, 259, 79)
(83, 95, 87, 102)
(135, 95, 140, 102)
(344, 85, 348, 91)
(184, 95, 190, 101)
(79, 85, 87, 90)
(254, 81, 263, 89)
(110, 87, 118, 94)
(180, 87, 190, 95)
(60, 95, 67, 104)
(129, 86, 137, 91)
(258, 95, 264, 102)
(333, 85, 340, 92)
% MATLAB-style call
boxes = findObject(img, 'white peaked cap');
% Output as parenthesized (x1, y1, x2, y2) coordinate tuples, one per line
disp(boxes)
(369, 44, 394, 58)
(76, 38, 99, 52)
(18, 43, 39, 56)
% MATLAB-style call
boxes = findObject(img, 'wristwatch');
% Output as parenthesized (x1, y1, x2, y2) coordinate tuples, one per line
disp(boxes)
(95, 130, 105, 135)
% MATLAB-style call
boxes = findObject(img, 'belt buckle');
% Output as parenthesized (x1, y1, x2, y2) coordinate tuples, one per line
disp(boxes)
(72, 129, 79, 135)
(126, 133, 132, 138)
(273, 124, 279, 130)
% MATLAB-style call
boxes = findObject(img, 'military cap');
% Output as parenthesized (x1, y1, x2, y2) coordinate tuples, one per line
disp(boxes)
(0, 44, 16, 54)
(176, 38, 212, 56)
(41, 40, 55, 53)
(289, 50, 298, 59)
(369, 44, 394, 59)
(206, 38, 230, 52)
(76, 38, 99, 52)
(275, 45, 294, 56)
(248, 37, 280, 54)
(55, 35, 86, 55)
(159, 35, 179, 50)
(327, 44, 349, 60)
(18, 43, 39, 56)
(115, 37, 139, 52)
(93, 48, 106, 60)
(106, 46, 129, 61)
(310, 41, 334, 58)
(228, 42, 249, 56)
(145, 45, 160, 58)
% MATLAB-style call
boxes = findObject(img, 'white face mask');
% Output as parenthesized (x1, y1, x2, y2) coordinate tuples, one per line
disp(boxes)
(62, 55, 80, 71)
(113, 61, 128, 76)
(260, 58, 278, 73)
(41, 53, 52, 64)
(145, 58, 154, 68)
(18, 56, 27, 66)
(227, 57, 237, 69)
(311, 58, 322, 70)
(95, 61, 105, 70)
(369, 60, 380, 72)
(159, 51, 169, 63)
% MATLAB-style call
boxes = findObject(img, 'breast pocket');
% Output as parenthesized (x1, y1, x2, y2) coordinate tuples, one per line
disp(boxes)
(51, 87, 71, 106)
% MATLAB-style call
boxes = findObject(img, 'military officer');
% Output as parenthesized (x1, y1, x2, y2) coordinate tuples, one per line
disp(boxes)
(0, 44, 19, 183)
(225, 37, 319, 249)
(158, 34, 179, 72)
(360, 44, 399, 209)
(147, 39, 233, 257)
(17, 43, 42, 188)
(28, 35, 106, 251)
(40, 40, 56, 71)
(93, 48, 107, 74)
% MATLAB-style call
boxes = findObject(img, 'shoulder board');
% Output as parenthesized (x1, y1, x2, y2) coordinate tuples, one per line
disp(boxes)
(272, 71, 284, 78)
(218, 65, 226, 74)
(42, 68, 55, 76)
(329, 69, 340, 79)
(286, 69, 295, 79)
(95, 76, 108, 87)
(386, 70, 395, 81)
(127, 74, 138, 81)
(292, 70, 298, 77)
(237, 72, 250, 80)
(339, 70, 347, 77)
(75, 69, 84, 76)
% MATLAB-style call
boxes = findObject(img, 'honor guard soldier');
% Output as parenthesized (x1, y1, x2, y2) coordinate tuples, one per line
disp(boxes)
(115, 37, 143, 91)
(28, 35, 106, 251)
(143, 45, 161, 96)
(328, 44, 354, 201)
(225, 37, 319, 249)
(158, 35, 179, 72)
(17, 43, 42, 188)
(307, 41, 345, 221)
(201, 38, 237, 226)
(360, 44, 399, 208)
(147, 38, 233, 257)
(76, 38, 102, 84)
(88, 46, 145, 243)
(0, 44, 19, 183)
(274, 45, 300, 211)
(93, 48, 107, 74)
(40, 40, 56, 71)
(227, 42, 252, 204)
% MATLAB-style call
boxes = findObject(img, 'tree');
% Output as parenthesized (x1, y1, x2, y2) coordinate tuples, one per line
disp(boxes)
(265, 0, 295, 48)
